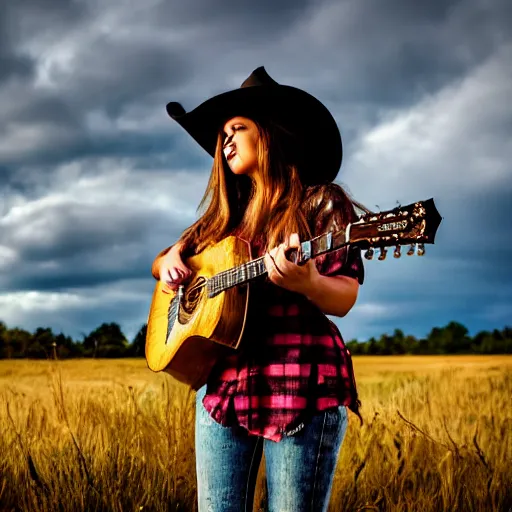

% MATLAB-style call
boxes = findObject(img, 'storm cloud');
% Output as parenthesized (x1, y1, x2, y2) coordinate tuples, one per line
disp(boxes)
(1, 0, 511, 341)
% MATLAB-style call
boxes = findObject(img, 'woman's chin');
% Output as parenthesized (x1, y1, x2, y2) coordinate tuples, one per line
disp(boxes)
(230, 166, 248, 175)
(229, 164, 257, 176)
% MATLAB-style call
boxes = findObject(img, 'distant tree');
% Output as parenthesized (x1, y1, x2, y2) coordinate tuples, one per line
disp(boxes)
(475, 327, 512, 354)
(479, 333, 497, 354)
(0, 321, 6, 357)
(444, 321, 471, 353)
(500, 327, 512, 353)
(366, 337, 379, 355)
(26, 327, 56, 359)
(3, 328, 32, 358)
(346, 338, 362, 355)
(377, 333, 393, 355)
(83, 323, 128, 358)
(128, 323, 147, 357)
(423, 323, 470, 354)
(416, 337, 427, 354)
(403, 334, 418, 354)
(55, 332, 80, 358)
(426, 326, 445, 354)
(472, 330, 490, 353)
(390, 329, 405, 354)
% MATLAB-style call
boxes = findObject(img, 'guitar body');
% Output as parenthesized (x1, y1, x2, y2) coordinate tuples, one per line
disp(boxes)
(146, 236, 252, 390)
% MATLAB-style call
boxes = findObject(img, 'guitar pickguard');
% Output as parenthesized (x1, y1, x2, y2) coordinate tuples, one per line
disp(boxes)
(165, 290, 182, 345)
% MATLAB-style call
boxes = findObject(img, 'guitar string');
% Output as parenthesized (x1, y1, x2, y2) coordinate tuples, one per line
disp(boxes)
(197, 233, 329, 297)
(181, 223, 418, 298)
(180, 231, 340, 297)
(196, 211, 426, 296)
(207, 231, 331, 284)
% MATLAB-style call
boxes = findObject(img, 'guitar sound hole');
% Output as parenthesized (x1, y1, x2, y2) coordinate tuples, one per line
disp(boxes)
(180, 277, 207, 317)
(188, 289, 200, 301)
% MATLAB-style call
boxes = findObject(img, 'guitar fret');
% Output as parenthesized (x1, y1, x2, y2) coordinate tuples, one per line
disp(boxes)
(207, 229, 346, 298)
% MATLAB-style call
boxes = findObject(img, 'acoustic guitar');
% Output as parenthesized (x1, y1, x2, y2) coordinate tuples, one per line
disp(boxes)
(146, 199, 442, 389)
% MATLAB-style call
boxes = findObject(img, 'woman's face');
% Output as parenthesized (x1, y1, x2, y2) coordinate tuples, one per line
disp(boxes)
(222, 116, 260, 176)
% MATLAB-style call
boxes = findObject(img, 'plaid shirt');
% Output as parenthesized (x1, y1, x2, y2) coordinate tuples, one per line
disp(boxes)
(202, 184, 364, 442)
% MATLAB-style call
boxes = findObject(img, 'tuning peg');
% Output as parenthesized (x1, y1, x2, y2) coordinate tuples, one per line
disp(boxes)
(394, 245, 401, 258)
(417, 243, 425, 256)
(407, 244, 416, 256)
(378, 247, 388, 261)
(364, 247, 374, 260)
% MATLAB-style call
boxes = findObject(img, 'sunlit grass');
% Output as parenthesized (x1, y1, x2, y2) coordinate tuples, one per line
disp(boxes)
(0, 356, 510, 511)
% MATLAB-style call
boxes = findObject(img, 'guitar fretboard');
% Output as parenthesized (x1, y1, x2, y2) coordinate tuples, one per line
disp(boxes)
(202, 198, 441, 299)
(207, 256, 267, 297)
(206, 230, 340, 298)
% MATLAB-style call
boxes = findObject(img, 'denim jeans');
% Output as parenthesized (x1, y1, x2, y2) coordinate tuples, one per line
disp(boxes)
(195, 385, 349, 512)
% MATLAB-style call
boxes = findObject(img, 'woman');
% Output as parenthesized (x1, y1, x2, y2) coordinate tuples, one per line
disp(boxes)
(152, 67, 364, 512)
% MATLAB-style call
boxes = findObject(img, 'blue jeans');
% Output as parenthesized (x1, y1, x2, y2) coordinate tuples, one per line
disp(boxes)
(195, 385, 348, 512)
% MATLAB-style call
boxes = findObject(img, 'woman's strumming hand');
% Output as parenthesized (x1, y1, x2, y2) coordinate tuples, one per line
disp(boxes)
(264, 233, 320, 296)
(156, 244, 192, 294)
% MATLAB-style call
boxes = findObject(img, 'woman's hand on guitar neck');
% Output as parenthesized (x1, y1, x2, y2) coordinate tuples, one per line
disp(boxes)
(263, 232, 359, 316)
(264, 233, 320, 296)
(153, 243, 192, 294)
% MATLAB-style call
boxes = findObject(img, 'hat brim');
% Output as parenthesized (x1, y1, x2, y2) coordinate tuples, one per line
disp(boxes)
(167, 85, 342, 184)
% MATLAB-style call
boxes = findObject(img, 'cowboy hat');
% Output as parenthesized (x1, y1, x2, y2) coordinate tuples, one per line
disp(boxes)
(166, 66, 342, 185)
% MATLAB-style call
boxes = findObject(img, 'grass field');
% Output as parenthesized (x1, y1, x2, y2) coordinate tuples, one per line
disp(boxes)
(0, 355, 511, 511)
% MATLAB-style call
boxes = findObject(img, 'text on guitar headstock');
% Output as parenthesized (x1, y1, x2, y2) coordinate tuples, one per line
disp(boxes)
(346, 198, 442, 261)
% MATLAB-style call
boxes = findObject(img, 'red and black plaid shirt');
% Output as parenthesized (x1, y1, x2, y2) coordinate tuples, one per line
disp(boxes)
(202, 184, 364, 442)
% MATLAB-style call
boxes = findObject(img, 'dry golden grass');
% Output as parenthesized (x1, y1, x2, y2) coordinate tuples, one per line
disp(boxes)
(0, 355, 511, 511)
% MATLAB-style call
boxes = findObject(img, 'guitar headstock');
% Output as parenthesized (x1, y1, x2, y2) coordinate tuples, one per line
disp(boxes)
(346, 198, 442, 260)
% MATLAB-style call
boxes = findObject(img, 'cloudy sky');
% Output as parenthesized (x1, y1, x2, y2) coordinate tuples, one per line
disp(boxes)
(1, 0, 511, 344)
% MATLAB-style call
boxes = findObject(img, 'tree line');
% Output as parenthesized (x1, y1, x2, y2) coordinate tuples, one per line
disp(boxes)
(345, 322, 512, 355)
(0, 321, 146, 359)
(0, 320, 510, 359)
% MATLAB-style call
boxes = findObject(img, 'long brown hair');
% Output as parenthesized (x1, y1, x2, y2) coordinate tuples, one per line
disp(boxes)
(178, 116, 340, 256)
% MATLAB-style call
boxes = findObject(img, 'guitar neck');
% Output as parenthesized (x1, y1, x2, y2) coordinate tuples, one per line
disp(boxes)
(206, 198, 442, 298)
(207, 231, 345, 298)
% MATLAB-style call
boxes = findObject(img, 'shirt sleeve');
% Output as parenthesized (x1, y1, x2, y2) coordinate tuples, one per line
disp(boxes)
(317, 245, 364, 284)
(306, 183, 365, 285)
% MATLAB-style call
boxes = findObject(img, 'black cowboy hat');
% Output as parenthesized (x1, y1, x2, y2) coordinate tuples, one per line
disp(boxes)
(166, 66, 342, 185)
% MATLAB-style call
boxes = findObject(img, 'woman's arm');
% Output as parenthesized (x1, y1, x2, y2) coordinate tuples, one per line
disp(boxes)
(303, 274, 359, 317)
(151, 241, 185, 279)
(264, 234, 360, 318)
